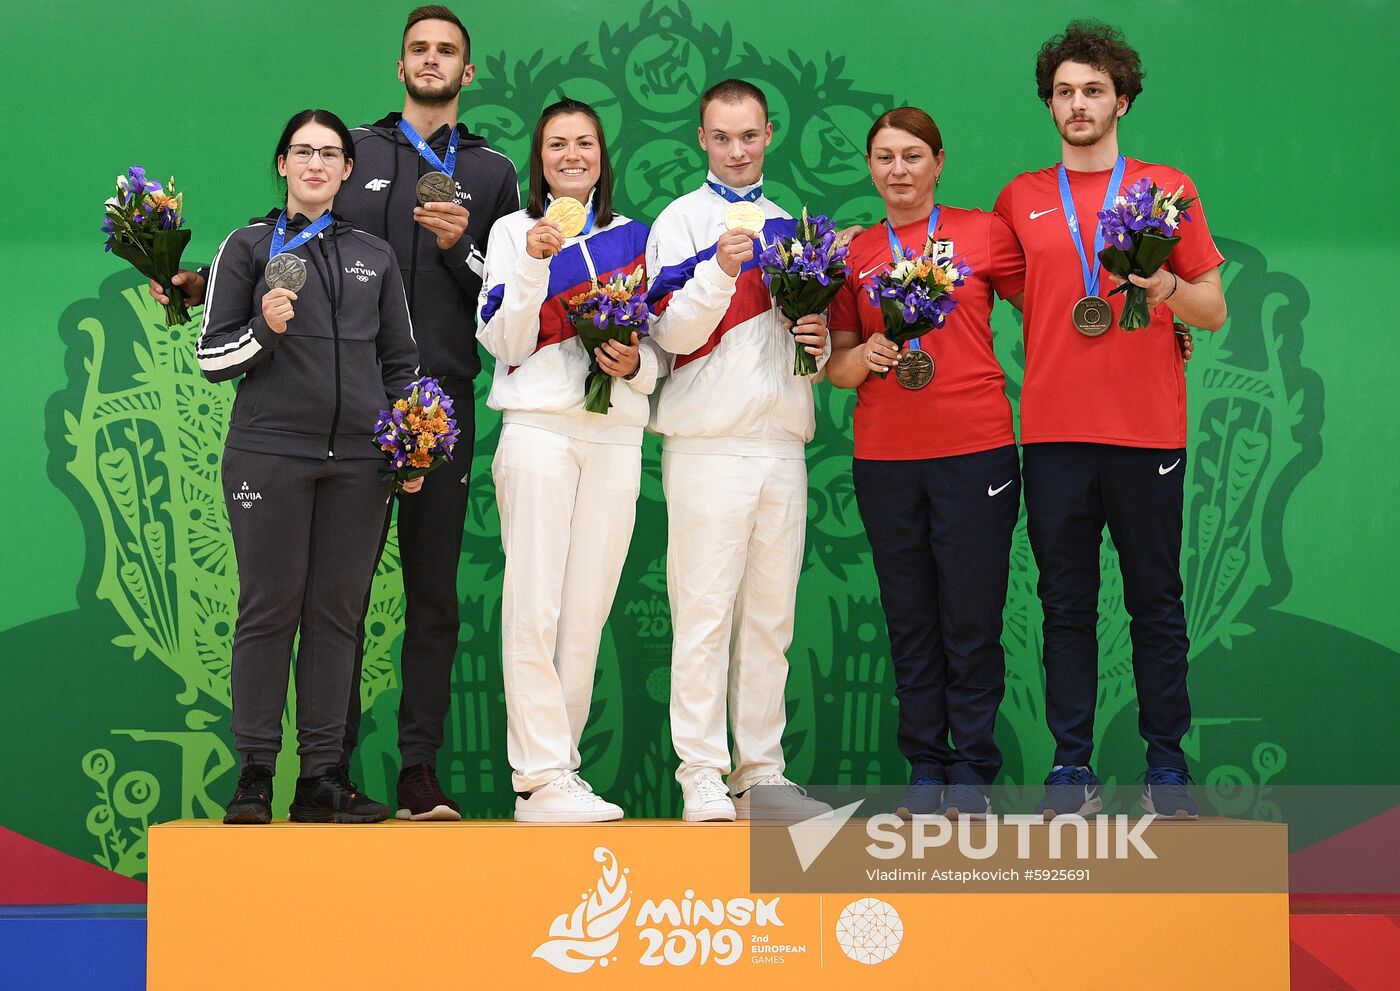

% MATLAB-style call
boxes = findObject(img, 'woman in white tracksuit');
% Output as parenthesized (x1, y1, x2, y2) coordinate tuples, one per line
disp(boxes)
(476, 98, 661, 822)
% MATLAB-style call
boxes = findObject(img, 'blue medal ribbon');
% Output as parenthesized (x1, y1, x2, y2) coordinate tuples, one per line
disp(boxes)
(1056, 155, 1126, 298)
(885, 207, 941, 351)
(706, 180, 763, 204)
(270, 210, 334, 259)
(397, 117, 459, 175)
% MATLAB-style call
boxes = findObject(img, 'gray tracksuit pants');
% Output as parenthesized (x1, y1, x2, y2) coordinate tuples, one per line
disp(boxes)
(223, 446, 392, 775)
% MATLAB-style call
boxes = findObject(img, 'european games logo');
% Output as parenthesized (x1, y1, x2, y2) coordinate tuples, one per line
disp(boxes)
(533, 847, 798, 973)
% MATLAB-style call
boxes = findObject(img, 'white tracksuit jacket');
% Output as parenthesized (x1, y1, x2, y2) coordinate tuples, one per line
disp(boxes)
(477, 208, 662, 443)
(645, 179, 830, 457)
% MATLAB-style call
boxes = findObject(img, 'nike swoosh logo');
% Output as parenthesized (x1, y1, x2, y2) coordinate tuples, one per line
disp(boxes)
(858, 264, 886, 280)
(1029, 208, 1058, 220)
(987, 480, 1013, 497)
(1159, 459, 1182, 475)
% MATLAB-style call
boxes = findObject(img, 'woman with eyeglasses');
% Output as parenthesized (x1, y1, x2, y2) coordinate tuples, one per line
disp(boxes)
(476, 97, 660, 822)
(196, 109, 421, 824)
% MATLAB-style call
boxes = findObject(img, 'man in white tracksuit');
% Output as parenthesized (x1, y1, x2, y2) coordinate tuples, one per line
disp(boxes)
(646, 79, 834, 822)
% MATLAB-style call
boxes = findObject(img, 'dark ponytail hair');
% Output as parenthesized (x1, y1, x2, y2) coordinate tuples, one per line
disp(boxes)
(271, 109, 356, 199)
(525, 97, 615, 228)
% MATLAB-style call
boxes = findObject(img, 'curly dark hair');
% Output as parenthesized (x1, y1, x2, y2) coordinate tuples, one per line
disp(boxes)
(1035, 21, 1144, 113)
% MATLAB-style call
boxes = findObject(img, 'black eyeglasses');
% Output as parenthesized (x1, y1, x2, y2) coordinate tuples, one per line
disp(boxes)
(286, 144, 346, 165)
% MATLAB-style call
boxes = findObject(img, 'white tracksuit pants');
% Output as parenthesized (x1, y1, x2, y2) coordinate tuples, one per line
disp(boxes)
(662, 449, 807, 793)
(493, 422, 641, 792)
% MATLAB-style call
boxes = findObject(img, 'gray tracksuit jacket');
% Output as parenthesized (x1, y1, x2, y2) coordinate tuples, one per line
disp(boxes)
(338, 113, 519, 382)
(196, 210, 420, 460)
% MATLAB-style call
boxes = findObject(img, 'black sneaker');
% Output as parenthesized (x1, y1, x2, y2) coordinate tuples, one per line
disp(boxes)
(288, 769, 390, 823)
(223, 764, 274, 824)
(396, 764, 462, 821)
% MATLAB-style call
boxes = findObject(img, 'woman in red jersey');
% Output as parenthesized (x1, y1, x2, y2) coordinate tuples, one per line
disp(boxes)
(827, 106, 1025, 819)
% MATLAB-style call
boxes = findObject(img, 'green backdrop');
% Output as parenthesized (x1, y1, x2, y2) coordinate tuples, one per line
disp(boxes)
(2, 0, 1397, 881)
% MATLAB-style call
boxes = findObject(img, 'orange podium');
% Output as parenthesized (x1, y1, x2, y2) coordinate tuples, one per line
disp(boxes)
(148, 817, 1289, 988)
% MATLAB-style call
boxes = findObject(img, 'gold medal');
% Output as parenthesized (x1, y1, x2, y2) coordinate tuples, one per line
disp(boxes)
(722, 201, 765, 235)
(545, 196, 588, 237)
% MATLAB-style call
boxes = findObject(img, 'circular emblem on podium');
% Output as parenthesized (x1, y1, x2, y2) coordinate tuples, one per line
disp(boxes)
(835, 897, 904, 964)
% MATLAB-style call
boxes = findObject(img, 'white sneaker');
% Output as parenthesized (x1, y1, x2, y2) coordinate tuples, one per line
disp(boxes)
(514, 771, 624, 823)
(733, 774, 832, 820)
(681, 770, 737, 822)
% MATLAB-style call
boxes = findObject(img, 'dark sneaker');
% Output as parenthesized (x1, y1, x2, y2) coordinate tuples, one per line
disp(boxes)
(396, 764, 462, 821)
(1035, 765, 1104, 820)
(288, 769, 390, 823)
(895, 778, 946, 819)
(942, 783, 992, 819)
(1141, 766, 1199, 819)
(223, 764, 274, 824)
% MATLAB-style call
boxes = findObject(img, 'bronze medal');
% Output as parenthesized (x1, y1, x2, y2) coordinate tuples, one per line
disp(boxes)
(265, 253, 307, 293)
(1072, 295, 1112, 337)
(895, 348, 935, 390)
(415, 171, 458, 206)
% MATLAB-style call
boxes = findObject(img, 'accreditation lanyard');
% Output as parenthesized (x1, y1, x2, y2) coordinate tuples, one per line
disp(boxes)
(270, 211, 334, 258)
(885, 206, 940, 350)
(397, 118, 459, 175)
(1056, 156, 1125, 298)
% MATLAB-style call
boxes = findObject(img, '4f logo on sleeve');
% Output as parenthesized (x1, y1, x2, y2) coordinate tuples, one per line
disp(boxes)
(365, 179, 392, 192)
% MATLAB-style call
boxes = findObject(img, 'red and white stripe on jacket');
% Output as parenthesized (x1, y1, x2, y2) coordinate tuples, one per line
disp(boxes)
(645, 181, 828, 459)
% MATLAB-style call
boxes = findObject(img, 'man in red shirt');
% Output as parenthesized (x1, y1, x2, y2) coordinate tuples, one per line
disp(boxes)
(994, 21, 1226, 819)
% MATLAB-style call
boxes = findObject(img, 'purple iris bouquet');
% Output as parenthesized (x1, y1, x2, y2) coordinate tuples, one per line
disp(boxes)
(759, 207, 849, 376)
(565, 266, 651, 414)
(1096, 178, 1196, 330)
(373, 377, 459, 491)
(102, 166, 193, 325)
(864, 242, 971, 378)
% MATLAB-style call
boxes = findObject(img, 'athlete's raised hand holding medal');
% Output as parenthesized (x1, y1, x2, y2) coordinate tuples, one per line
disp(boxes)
(262, 208, 333, 333)
(399, 117, 472, 250)
(264, 253, 306, 293)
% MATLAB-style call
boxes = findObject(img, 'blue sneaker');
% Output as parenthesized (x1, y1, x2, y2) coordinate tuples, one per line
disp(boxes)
(942, 783, 991, 819)
(1142, 766, 1199, 819)
(895, 778, 945, 819)
(1035, 765, 1103, 820)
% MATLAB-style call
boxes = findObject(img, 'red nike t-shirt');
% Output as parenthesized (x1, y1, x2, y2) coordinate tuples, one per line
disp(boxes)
(994, 158, 1224, 448)
(829, 206, 1023, 460)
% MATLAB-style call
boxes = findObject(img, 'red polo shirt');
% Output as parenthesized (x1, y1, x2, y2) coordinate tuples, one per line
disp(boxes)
(829, 206, 1023, 460)
(994, 158, 1224, 448)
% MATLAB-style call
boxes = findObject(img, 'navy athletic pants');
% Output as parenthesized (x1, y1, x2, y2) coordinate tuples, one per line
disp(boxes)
(853, 444, 1020, 786)
(1022, 442, 1191, 771)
